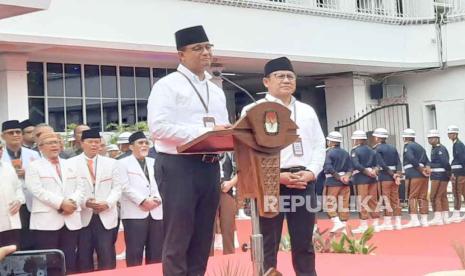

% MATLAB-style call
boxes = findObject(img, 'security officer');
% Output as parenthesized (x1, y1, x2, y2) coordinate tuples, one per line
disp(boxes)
(402, 128, 431, 228)
(241, 57, 326, 276)
(426, 129, 451, 226)
(447, 125, 465, 223)
(148, 25, 230, 275)
(323, 131, 353, 233)
(350, 130, 381, 233)
(372, 128, 402, 231)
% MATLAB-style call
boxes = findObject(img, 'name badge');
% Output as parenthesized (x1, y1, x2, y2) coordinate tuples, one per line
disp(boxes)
(203, 116, 216, 128)
(292, 138, 304, 156)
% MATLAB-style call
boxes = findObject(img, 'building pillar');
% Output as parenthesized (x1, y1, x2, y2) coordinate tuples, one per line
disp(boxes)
(0, 54, 29, 123)
(324, 75, 374, 131)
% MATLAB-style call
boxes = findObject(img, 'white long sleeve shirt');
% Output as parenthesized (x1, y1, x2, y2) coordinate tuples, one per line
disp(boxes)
(241, 94, 326, 175)
(148, 64, 229, 154)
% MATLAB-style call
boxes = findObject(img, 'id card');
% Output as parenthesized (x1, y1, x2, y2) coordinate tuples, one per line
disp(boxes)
(292, 138, 304, 156)
(203, 116, 216, 128)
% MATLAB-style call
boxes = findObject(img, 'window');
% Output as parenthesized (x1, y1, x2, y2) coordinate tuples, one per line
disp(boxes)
(27, 62, 173, 131)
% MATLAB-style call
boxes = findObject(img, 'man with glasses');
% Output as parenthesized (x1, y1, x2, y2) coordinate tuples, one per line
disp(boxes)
(241, 57, 326, 276)
(1, 120, 40, 250)
(25, 132, 83, 273)
(118, 131, 163, 267)
(148, 25, 230, 275)
(31, 123, 54, 153)
(0, 140, 25, 248)
(68, 129, 121, 272)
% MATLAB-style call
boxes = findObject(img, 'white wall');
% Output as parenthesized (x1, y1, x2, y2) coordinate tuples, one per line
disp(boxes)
(387, 66, 465, 154)
(0, 54, 29, 123)
(0, 0, 441, 69)
(325, 77, 355, 131)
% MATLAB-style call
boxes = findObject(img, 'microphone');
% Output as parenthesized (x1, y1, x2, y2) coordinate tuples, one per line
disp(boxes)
(213, 71, 257, 103)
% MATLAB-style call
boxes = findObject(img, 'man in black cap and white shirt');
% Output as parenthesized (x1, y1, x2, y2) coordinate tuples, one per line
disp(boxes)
(68, 129, 122, 272)
(1, 120, 40, 250)
(118, 131, 163, 267)
(148, 25, 230, 275)
(20, 120, 35, 150)
(241, 57, 326, 276)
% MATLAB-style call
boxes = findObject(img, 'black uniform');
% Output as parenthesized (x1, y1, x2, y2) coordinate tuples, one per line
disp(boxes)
(351, 144, 379, 220)
(403, 141, 430, 214)
(324, 145, 353, 221)
(429, 144, 451, 181)
(324, 145, 353, 186)
(374, 143, 402, 181)
(350, 144, 377, 185)
(403, 141, 429, 179)
(451, 139, 465, 211)
(429, 144, 451, 212)
(374, 142, 402, 217)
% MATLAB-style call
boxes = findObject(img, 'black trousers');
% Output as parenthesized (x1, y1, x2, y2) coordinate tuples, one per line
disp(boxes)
(34, 226, 80, 274)
(260, 183, 317, 276)
(77, 215, 116, 272)
(155, 153, 220, 276)
(19, 204, 35, 250)
(122, 216, 163, 267)
(0, 229, 20, 248)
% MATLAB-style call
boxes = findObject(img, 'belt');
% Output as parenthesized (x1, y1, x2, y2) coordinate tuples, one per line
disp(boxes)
(160, 153, 221, 164)
(201, 154, 221, 163)
(403, 163, 424, 170)
(380, 165, 397, 171)
(452, 165, 464, 169)
(281, 166, 307, 173)
(431, 168, 446, 172)
(325, 172, 346, 178)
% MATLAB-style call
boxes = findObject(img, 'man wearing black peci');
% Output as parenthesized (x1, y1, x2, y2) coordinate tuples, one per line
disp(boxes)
(148, 25, 230, 275)
(241, 57, 326, 276)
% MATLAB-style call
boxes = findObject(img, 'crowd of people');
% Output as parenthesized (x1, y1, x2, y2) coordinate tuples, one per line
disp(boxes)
(1, 23, 464, 276)
(323, 126, 465, 234)
(0, 120, 164, 273)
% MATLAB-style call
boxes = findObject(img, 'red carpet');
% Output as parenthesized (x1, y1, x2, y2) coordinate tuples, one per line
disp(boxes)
(79, 219, 465, 276)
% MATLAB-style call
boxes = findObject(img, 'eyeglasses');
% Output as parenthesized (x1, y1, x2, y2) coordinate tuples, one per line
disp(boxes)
(186, 43, 214, 53)
(40, 140, 59, 146)
(272, 73, 296, 82)
(3, 130, 22, 136)
(135, 140, 149, 146)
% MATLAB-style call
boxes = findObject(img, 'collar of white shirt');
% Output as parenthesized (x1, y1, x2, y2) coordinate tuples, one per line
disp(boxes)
(83, 154, 97, 163)
(177, 64, 212, 84)
(264, 93, 296, 108)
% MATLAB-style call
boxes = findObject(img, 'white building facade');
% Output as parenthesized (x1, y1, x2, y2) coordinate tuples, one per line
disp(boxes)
(0, 0, 464, 152)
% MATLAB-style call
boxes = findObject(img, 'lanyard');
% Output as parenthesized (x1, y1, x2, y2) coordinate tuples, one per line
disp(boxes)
(177, 71, 210, 114)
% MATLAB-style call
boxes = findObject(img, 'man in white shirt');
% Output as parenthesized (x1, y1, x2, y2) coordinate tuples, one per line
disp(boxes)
(1, 120, 40, 250)
(118, 131, 163, 267)
(26, 132, 83, 274)
(241, 57, 326, 276)
(68, 129, 121, 272)
(147, 25, 230, 275)
(0, 140, 25, 248)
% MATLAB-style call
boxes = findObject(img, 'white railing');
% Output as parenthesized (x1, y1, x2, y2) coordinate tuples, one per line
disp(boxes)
(436, 0, 465, 22)
(184, 0, 465, 24)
